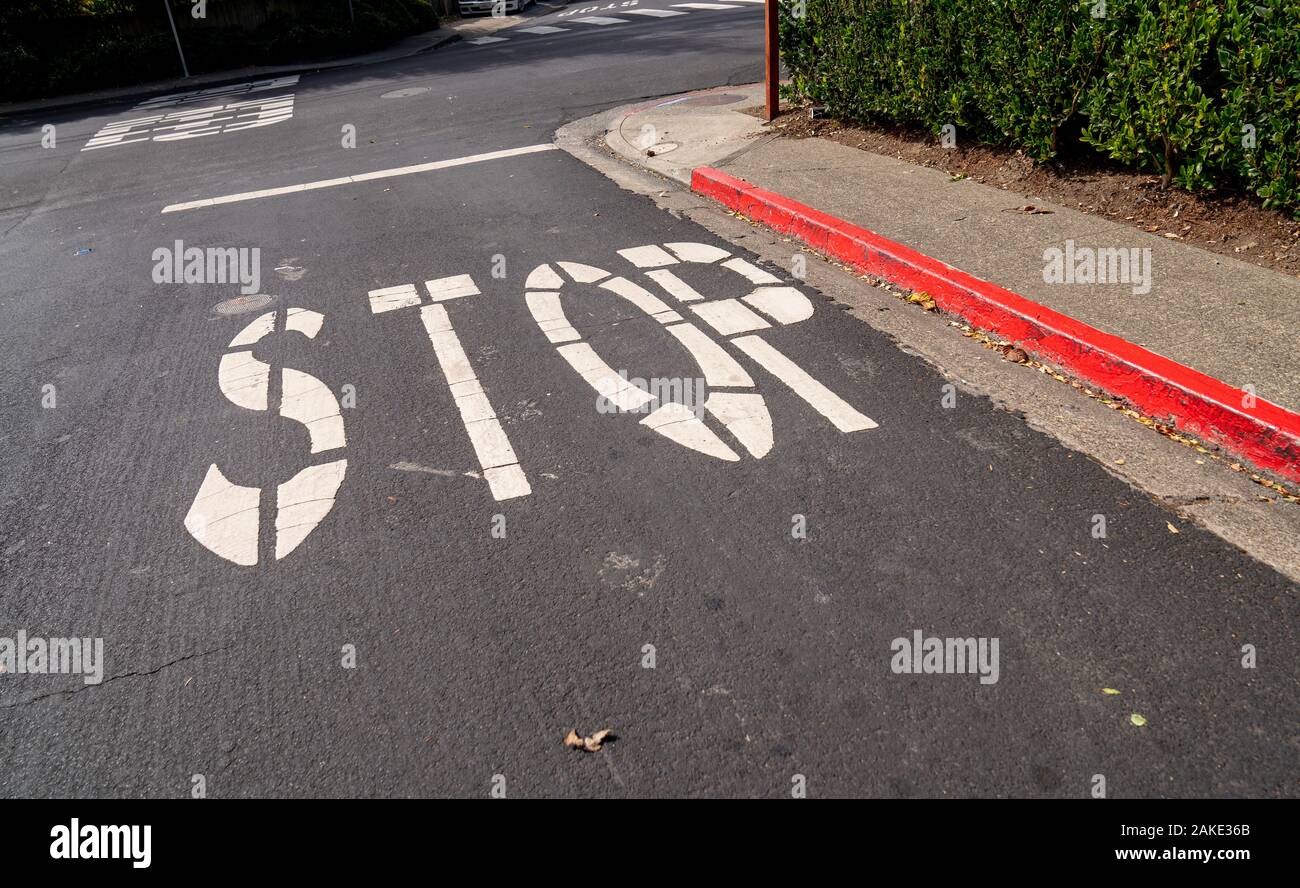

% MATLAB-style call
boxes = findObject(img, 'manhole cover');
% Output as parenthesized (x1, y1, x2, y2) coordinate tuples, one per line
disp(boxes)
(214, 294, 275, 315)
(670, 93, 743, 108)
(381, 87, 430, 98)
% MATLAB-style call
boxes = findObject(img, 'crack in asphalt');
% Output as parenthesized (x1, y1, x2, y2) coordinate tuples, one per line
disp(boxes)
(0, 646, 228, 710)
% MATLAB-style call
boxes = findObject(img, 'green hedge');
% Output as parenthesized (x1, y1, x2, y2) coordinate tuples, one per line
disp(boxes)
(780, 0, 1300, 216)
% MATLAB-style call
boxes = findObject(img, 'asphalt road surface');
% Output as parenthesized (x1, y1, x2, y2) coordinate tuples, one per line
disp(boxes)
(1, 4, 1295, 798)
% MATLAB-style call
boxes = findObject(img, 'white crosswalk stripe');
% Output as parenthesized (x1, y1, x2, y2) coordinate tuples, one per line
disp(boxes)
(457, 0, 761, 51)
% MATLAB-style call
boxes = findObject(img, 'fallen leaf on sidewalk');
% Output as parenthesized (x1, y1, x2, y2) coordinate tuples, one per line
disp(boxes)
(1101, 688, 1121, 695)
(1130, 713, 1147, 727)
(1166, 521, 1180, 534)
(1004, 204, 1054, 215)
(564, 728, 613, 752)
(1002, 346, 1028, 363)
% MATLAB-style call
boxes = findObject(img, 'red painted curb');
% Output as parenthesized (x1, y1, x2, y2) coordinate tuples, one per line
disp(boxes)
(692, 166, 1300, 483)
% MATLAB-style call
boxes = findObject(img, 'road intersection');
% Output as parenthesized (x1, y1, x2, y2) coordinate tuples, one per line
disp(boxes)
(0, 7, 1295, 798)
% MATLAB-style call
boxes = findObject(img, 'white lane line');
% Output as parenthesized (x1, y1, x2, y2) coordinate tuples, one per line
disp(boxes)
(644, 268, 705, 302)
(620, 7, 688, 15)
(161, 144, 559, 213)
(730, 335, 878, 432)
(184, 464, 261, 566)
(276, 459, 347, 560)
(689, 298, 771, 336)
(519, 25, 569, 34)
(419, 304, 530, 500)
(671, 2, 740, 8)
(573, 15, 630, 24)
(465, 36, 510, 45)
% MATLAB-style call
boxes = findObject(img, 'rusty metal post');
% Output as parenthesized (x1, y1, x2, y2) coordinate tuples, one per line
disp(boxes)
(764, 0, 779, 121)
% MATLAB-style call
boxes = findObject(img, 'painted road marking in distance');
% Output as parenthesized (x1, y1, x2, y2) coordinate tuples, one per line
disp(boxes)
(84, 95, 295, 151)
(135, 76, 299, 110)
(161, 144, 559, 213)
(558, 1, 640, 15)
(367, 276, 531, 501)
(85, 78, 300, 152)
(466, 1, 747, 48)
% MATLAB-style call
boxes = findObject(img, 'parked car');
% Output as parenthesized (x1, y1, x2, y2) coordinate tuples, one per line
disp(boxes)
(459, 0, 535, 15)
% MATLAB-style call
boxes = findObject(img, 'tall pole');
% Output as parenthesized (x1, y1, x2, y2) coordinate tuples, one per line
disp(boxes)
(162, 0, 190, 79)
(764, 0, 779, 121)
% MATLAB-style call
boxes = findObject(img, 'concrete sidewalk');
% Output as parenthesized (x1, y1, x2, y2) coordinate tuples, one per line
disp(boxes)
(605, 84, 1300, 421)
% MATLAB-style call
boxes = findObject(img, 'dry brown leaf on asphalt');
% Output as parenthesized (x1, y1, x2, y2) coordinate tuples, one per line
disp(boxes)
(1166, 521, 1180, 534)
(1002, 347, 1028, 363)
(905, 291, 938, 311)
(564, 728, 613, 752)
